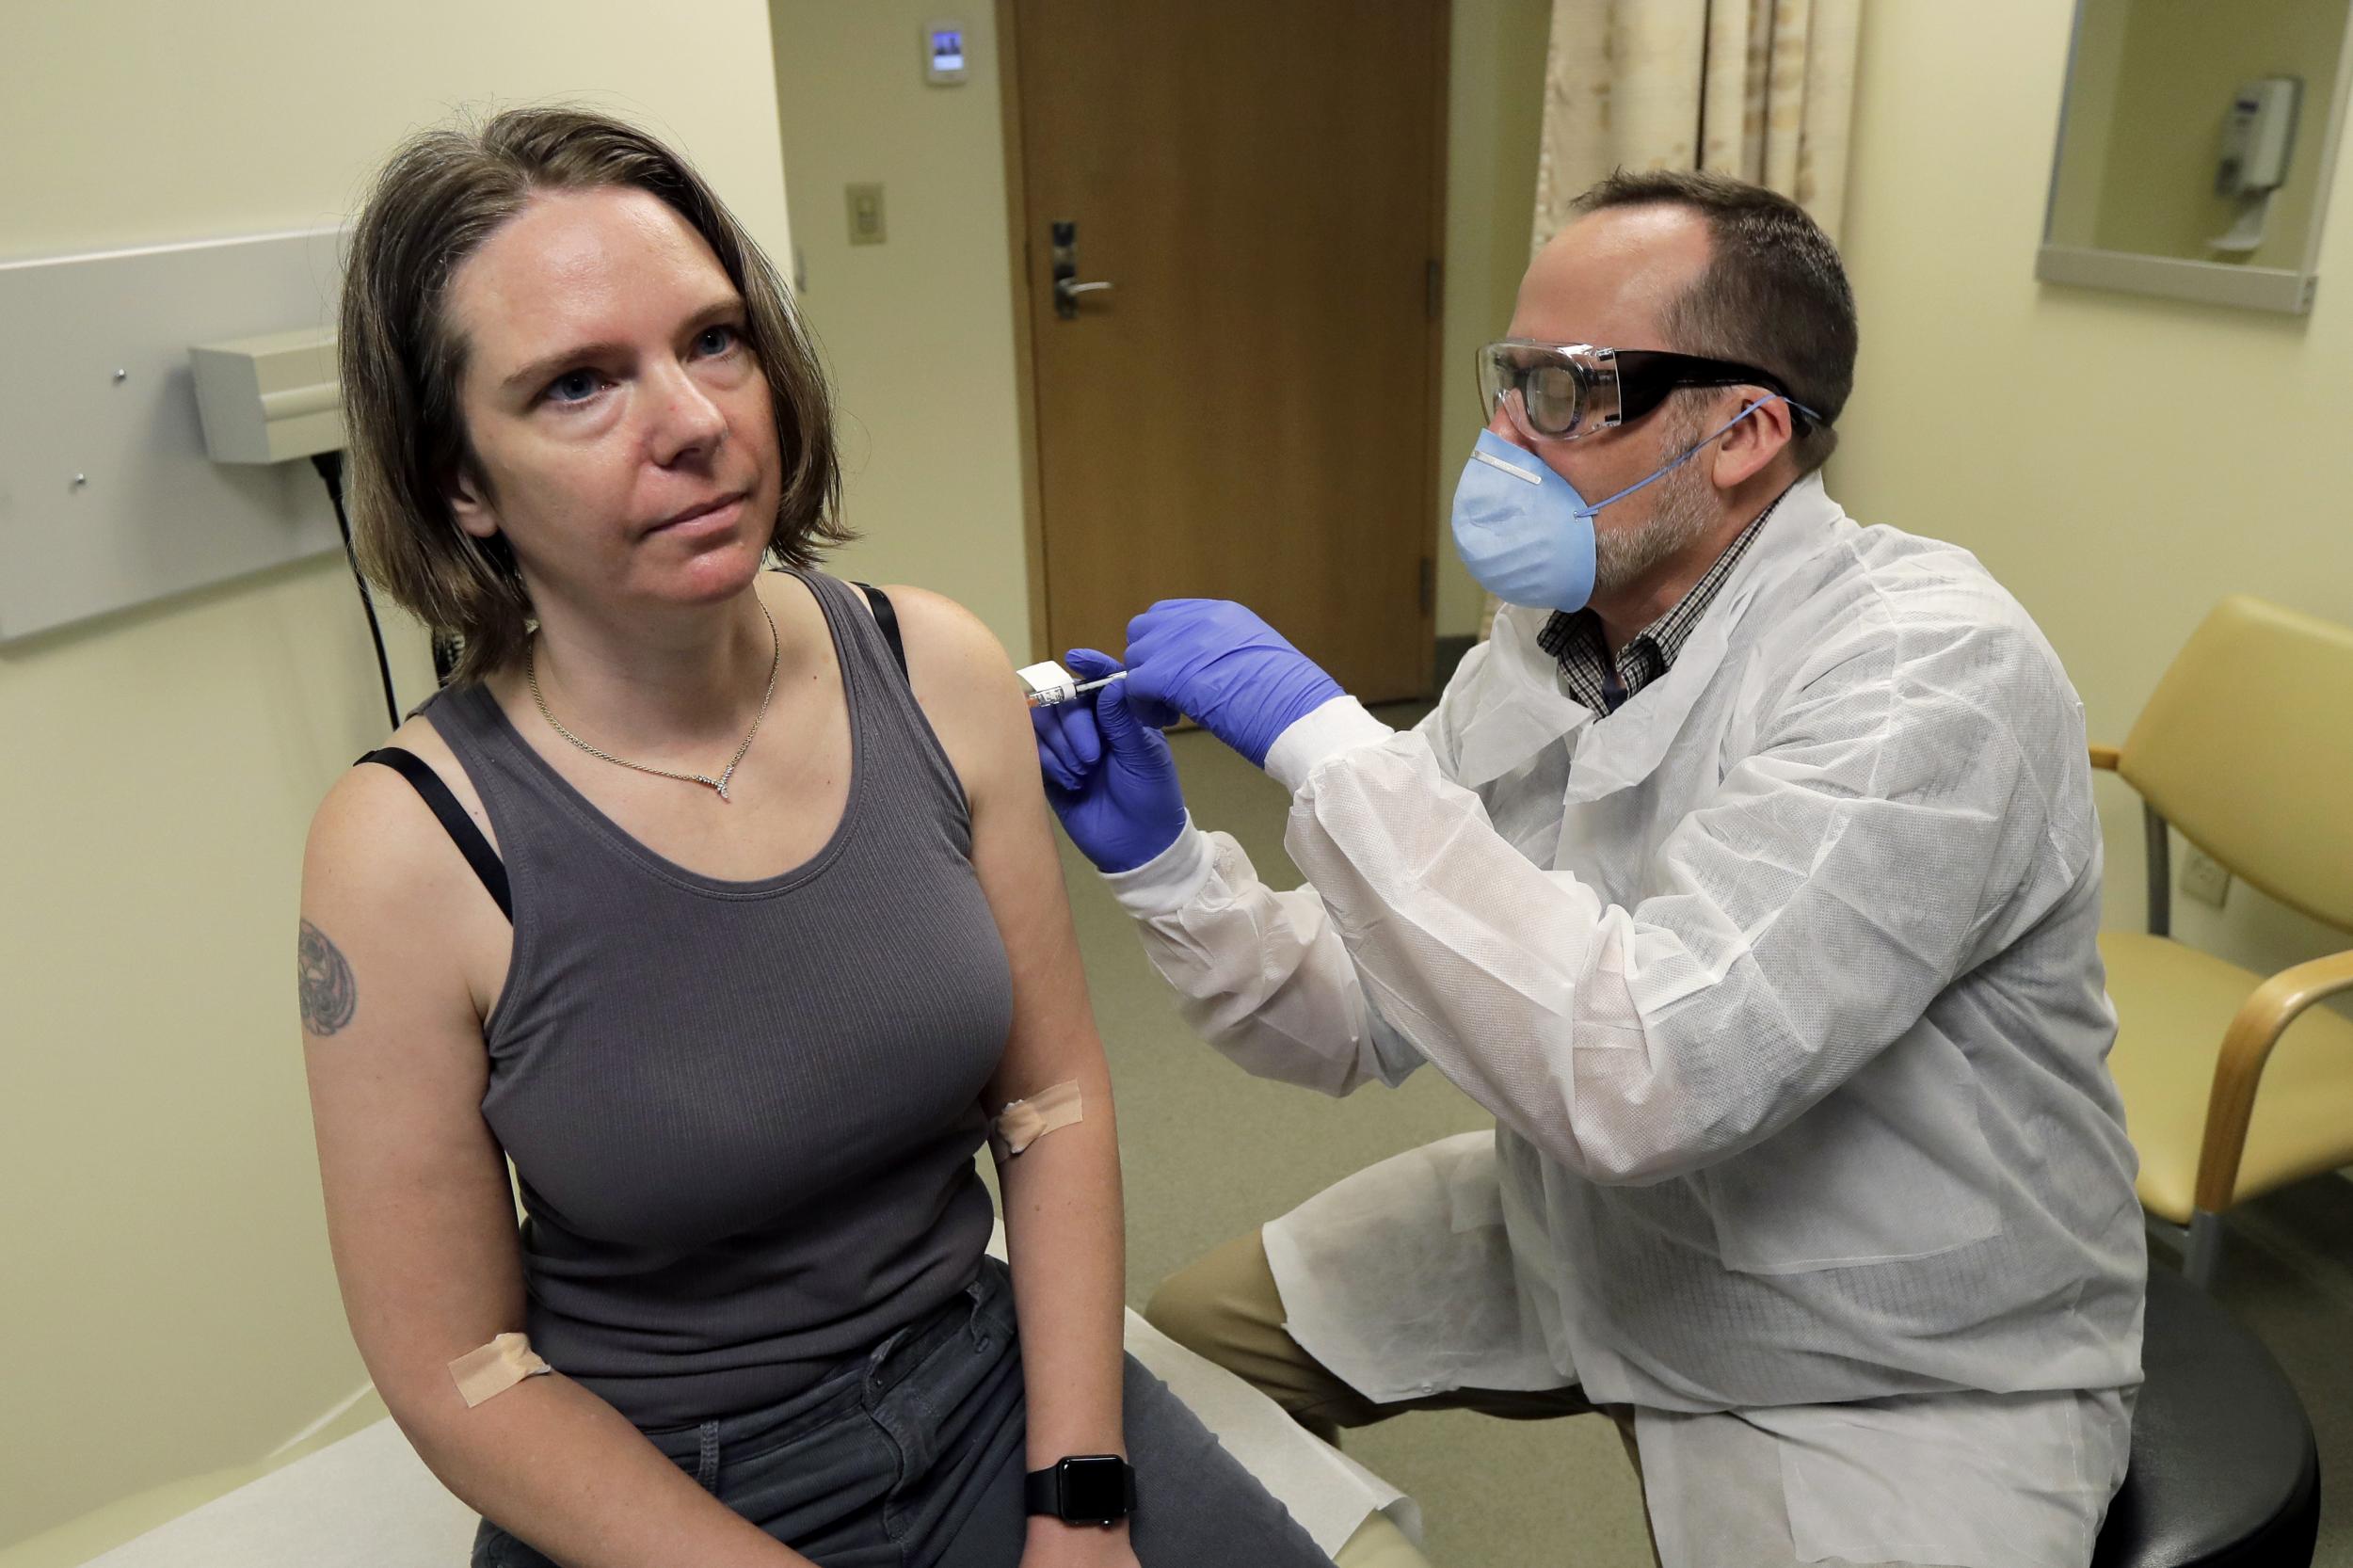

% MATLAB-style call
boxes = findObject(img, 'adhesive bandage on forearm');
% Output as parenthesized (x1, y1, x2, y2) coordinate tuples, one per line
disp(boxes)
(989, 1080, 1085, 1160)
(448, 1333, 552, 1408)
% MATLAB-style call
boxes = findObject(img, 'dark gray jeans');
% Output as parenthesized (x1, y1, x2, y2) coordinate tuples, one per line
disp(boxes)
(471, 1258, 1335, 1567)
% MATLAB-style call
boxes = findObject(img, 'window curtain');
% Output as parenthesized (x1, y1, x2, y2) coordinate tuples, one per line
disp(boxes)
(1531, 0, 1862, 248)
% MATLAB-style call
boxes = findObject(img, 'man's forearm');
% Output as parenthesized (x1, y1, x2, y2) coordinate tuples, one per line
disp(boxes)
(402, 1370, 809, 1568)
(1106, 825, 1401, 1096)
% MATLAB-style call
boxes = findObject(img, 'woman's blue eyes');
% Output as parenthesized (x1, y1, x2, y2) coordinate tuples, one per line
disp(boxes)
(539, 326, 742, 408)
(548, 370, 602, 404)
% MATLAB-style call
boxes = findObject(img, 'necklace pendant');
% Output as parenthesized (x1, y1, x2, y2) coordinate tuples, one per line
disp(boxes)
(529, 598, 777, 808)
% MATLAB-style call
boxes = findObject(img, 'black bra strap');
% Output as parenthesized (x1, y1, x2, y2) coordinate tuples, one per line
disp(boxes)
(358, 747, 514, 923)
(854, 582, 909, 681)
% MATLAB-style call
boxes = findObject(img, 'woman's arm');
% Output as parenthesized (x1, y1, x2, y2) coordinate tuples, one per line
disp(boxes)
(300, 759, 810, 1568)
(891, 590, 1135, 1566)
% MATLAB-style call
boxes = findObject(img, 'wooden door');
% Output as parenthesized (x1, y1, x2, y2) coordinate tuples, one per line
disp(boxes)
(1006, 0, 1449, 702)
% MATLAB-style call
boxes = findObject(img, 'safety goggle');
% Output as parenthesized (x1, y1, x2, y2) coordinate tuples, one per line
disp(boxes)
(1475, 340, 1811, 442)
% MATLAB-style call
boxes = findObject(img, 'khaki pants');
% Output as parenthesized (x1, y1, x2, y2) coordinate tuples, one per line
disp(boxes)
(1148, 1230, 1971, 1568)
(1145, 1231, 1649, 1556)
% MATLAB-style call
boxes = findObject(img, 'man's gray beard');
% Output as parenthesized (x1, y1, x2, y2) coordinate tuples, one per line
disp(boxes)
(1590, 428, 1719, 598)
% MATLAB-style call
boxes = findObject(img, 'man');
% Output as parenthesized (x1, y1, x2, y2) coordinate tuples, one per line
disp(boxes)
(1032, 171, 2143, 1568)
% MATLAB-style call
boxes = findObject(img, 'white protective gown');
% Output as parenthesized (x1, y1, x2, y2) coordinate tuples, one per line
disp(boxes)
(1104, 475, 2145, 1567)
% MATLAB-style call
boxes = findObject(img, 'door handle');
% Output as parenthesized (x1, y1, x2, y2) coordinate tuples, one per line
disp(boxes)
(1049, 219, 1112, 319)
(1055, 278, 1113, 313)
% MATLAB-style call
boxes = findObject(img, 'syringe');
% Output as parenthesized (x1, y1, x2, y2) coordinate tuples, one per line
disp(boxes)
(1016, 660, 1129, 709)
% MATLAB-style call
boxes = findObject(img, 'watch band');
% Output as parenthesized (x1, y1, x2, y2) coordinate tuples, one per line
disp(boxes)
(1024, 1455, 1139, 1523)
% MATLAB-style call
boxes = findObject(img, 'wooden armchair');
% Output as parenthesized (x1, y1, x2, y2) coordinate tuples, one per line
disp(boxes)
(2092, 595, 2353, 1285)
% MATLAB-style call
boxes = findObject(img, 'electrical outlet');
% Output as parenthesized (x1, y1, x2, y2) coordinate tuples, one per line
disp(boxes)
(2181, 848, 2233, 909)
(845, 184, 887, 246)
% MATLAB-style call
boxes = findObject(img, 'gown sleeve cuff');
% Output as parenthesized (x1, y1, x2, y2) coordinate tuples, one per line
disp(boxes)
(1265, 696, 1398, 795)
(1100, 814, 1215, 918)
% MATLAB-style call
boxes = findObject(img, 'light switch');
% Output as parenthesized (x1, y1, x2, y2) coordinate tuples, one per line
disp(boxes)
(846, 184, 887, 246)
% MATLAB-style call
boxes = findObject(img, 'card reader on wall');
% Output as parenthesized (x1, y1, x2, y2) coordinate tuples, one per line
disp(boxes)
(188, 327, 343, 463)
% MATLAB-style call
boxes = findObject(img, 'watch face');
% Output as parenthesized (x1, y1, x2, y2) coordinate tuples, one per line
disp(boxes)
(1059, 1456, 1128, 1520)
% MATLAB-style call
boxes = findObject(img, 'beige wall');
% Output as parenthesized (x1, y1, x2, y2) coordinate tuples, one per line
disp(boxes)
(2047, 0, 2130, 249)
(770, 0, 1550, 652)
(770, 1, 1038, 655)
(1836, 1, 2353, 976)
(0, 1, 792, 1546)
(1436, 0, 1556, 638)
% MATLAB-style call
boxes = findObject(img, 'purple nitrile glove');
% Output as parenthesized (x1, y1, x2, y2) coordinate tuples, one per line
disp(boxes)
(1030, 648, 1188, 873)
(1121, 600, 1345, 768)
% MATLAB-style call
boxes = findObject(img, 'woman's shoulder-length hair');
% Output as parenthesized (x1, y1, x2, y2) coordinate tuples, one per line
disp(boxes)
(339, 104, 847, 685)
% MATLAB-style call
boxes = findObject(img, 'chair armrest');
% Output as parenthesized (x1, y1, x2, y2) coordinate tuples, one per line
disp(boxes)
(2194, 948, 2353, 1211)
(2089, 744, 2121, 771)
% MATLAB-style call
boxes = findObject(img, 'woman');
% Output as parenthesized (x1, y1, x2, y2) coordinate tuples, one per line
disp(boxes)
(298, 106, 1336, 1568)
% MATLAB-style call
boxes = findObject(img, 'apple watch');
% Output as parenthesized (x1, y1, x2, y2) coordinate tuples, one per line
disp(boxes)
(1024, 1454, 1138, 1525)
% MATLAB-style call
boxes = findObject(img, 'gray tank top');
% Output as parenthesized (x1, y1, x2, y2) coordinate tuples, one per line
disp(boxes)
(421, 569, 1012, 1429)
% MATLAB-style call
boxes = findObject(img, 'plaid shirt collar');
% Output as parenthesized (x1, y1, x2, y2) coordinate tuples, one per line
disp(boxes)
(1536, 491, 1786, 714)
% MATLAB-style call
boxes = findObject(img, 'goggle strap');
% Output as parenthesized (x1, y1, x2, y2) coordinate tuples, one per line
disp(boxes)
(1573, 396, 1790, 518)
(1609, 348, 1791, 394)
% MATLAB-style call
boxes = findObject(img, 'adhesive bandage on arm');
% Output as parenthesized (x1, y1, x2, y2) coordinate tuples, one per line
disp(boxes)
(448, 1333, 552, 1408)
(989, 1080, 1085, 1160)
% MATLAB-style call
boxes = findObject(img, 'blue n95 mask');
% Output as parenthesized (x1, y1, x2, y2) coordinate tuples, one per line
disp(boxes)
(1449, 429, 1596, 612)
(1447, 398, 1794, 612)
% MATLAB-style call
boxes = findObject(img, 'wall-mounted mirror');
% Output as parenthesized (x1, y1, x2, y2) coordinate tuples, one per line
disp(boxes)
(2039, 0, 2353, 314)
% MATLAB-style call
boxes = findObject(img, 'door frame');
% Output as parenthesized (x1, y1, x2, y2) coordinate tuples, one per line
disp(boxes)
(991, 0, 1453, 674)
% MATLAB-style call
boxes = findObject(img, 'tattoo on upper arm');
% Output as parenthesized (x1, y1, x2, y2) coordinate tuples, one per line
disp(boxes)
(298, 919, 358, 1037)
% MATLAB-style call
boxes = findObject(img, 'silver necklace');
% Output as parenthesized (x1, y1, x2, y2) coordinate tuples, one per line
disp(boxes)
(528, 600, 780, 804)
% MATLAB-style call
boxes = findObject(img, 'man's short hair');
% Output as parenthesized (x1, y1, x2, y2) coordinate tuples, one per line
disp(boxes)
(1573, 169, 1857, 474)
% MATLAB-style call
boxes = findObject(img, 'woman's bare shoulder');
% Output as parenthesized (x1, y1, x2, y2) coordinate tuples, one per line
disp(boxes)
(305, 708, 502, 926)
(870, 584, 1033, 795)
(877, 584, 1015, 674)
